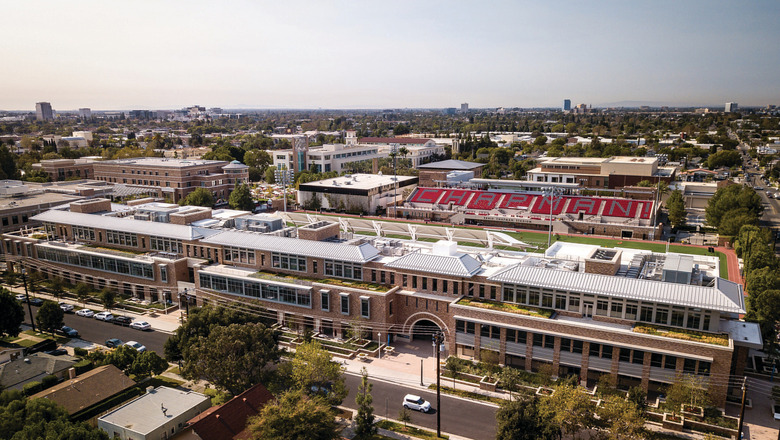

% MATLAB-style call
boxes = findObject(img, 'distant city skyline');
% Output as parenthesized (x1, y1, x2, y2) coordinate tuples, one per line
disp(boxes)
(3, 1, 779, 110)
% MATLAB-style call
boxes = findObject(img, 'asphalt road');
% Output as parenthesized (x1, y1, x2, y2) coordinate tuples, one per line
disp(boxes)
(23, 305, 170, 355)
(342, 373, 497, 440)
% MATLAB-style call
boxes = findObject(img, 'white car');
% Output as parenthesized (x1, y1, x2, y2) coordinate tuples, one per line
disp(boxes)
(76, 308, 94, 318)
(94, 311, 114, 322)
(129, 321, 151, 331)
(59, 303, 74, 313)
(124, 341, 146, 352)
(15, 294, 25, 302)
(403, 394, 432, 413)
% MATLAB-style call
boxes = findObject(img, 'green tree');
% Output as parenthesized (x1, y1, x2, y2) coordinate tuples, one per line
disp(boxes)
(627, 386, 648, 413)
(0, 390, 108, 439)
(128, 351, 169, 380)
(705, 185, 761, 233)
(247, 389, 341, 440)
(50, 278, 64, 300)
(0, 288, 24, 338)
(180, 187, 215, 207)
(445, 356, 466, 390)
(539, 382, 595, 439)
(596, 394, 647, 440)
(398, 407, 412, 427)
(35, 301, 64, 334)
(74, 282, 91, 306)
(496, 396, 557, 440)
(666, 190, 687, 229)
(184, 322, 280, 395)
(229, 183, 255, 211)
(265, 167, 276, 183)
(354, 367, 377, 439)
(100, 288, 116, 311)
(664, 374, 711, 415)
(290, 341, 347, 405)
(500, 367, 522, 401)
(104, 345, 139, 372)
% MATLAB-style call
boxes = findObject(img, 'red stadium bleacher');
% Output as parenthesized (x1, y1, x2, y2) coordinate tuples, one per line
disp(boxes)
(565, 197, 603, 216)
(498, 193, 534, 210)
(531, 196, 566, 215)
(639, 201, 653, 219)
(602, 199, 639, 218)
(409, 188, 445, 204)
(467, 192, 502, 210)
(439, 189, 474, 206)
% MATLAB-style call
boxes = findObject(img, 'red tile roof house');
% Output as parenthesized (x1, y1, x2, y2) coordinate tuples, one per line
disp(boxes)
(176, 383, 273, 440)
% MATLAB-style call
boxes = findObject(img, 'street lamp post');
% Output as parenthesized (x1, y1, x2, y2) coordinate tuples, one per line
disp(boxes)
(21, 267, 36, 332)
(378, 332, 381, 360)
(433, 331, 445, 438)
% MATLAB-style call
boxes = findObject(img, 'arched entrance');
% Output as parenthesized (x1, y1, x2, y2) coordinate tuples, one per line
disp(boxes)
(410, 319, 442, 341)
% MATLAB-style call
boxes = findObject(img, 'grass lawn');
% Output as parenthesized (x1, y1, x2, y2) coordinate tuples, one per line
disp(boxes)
(377, 420, 449, 440)
(22, 330, 70, 344)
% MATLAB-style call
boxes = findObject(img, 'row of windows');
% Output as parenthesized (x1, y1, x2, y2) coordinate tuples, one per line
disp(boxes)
(272, 252, 306, 272)
(37, 245, 155, 280)
(73, 225, 95, 241)
(1, 214, 29, 227)
(150, 236, 183, 254)
(199, 273, 311, 307)
(501, 283, 713, 331)
(454, 320, 711, 376)
(402, 275, 459, 295)
(106, 230, 138, 247)
(324, 260, 362, 280)
(224, 246, 256, 264)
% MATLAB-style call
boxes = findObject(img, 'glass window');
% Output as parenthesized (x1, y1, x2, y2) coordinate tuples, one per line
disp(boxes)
(655, 308, 669, 325)
(340, 294, 350, 315)
(664, 355, 677, 370)
(698, 361, 711, 376)
(542, 293, 553, 308)
(360, 297, 370, 318)
(683, 359, 697, 374)
(651, 353, 663, 368)
(601, 345, 613, 359)
(532, 333, 544, 347)
(596, 300, 609, 316)
(321, 291, 329, 311)
(670, 310, 685, 327)
(632, 350, 645, 365)
(686, 312, 701, 330)
(544, 335, 554, 349)
(568, 296, 580, 312)
(572, 340, 583, 354)
(555, 294, 566, 310)
(590, 343, 601, 357)
(625, 303, 638, 320)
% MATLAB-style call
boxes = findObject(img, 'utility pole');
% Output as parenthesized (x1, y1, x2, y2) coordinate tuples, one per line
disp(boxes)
(433, 331, 445, 438)
(737, 376, 747, 439)
(21, 267, 36, 332)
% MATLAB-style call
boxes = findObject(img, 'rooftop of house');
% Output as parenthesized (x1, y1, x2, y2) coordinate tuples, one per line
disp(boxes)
(186, 383, 273, 440)
(31, 364, 136, 415)
(98, 387, 209, 435)
(0, 353, 79, 390)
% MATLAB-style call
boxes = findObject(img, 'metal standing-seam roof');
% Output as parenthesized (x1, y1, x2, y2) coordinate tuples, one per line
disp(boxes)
(488, 264, 745, 314)
(384, 252, 482, 277)
(31, 210, 221, 241)
(201, 230, 380, 263)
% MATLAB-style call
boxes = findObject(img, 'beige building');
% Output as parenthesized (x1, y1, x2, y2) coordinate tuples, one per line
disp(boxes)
(527, 156, 676, 189)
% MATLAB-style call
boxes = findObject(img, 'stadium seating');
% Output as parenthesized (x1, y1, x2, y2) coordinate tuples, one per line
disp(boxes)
(467, 192, 502, 210)
(498, 193, 534, 209)
(409, 188, 445, 204)
(439, 189, 474, 206)
(531, 196, 566, 215)
(565, 197, 603, 216)
(602, 199, 639, 218)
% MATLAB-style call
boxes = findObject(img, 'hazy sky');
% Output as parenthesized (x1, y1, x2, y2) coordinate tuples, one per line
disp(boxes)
(4, 0, 780, 110)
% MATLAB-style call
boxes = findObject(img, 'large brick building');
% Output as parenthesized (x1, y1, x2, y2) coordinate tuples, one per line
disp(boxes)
(1, 202, 760, 407)
(526, 156, 676, 189)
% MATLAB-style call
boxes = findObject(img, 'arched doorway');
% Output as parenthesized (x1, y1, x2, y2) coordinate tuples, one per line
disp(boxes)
(411, 319, 441, 341)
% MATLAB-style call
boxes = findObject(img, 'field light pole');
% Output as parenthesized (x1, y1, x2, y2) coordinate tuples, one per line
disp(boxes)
(544, 187, 562, 249)
(21, 267, 36, 332)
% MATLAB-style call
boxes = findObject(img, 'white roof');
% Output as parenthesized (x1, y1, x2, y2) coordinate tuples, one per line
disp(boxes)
(98, 387, 208, 435)
(488, 265, 745, 313)
(385, 252, 482, 277)
(32, 210, 220, 241)
(300, 173, 417, 191)
(201, 230, 380, 263)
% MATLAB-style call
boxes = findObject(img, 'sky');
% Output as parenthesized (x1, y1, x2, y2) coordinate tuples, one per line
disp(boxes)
(3, 0, 780, 110)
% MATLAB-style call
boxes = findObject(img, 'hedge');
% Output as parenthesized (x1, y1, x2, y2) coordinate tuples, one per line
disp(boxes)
(23, 381, 43, 396)
(73, 359, 94, 375)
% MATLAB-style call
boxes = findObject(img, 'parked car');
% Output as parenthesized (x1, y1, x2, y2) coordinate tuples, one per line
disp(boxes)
(113, 316, 133, 326)
(94, 311, 114, 322)
(76, 308, 94, 318)
(28, 298, 43, 306)
(46, 348, 68, 356)
(105, 338, 123, 348)
(59, 326, 79, 337)
(15, 294, 26, 302)
(59, 303, 74, 313)
(124, 341, 146, 352)
(403, 394, 432, 413)
(129, 321, 151, 331)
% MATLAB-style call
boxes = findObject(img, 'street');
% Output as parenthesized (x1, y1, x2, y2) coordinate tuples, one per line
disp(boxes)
(23, 305, 170, 355)
(342, 373, 497, 440)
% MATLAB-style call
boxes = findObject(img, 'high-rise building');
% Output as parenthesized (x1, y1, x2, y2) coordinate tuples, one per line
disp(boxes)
(78, 108, 92, 118)
(460, 103, 469, 113)
(563, 99, 571, 111)
(725, 102, 738, 113)
(35, 102, 53, 121)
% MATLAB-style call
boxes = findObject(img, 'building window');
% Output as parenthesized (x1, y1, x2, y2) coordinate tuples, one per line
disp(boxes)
(324, 259, 362, 280)
(596, 299, 609, 316)
(321, 290, 329, 311)
(340, 293, 350, 315)
(568, 296, 580, 312)
(640, 306, 653, 322)
(610, 302, 623, 318)
(670, 309, 685, 327)
(650, 353, 663, 367)
(389, 300, 393, 316)
(632, 350, 645, 364)
(422, 277, 427, 290)
(654, 308, 669, 325)
(273, 252, 307, 272)
(72, 225, 96, 241)
(412, 277, 418, 289)
(160, 266, 167, 283)
(664, 355, 677, 370)
(360, 297, 370, 318)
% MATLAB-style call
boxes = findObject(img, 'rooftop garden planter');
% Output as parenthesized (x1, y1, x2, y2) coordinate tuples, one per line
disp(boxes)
(682, 404, 704, 419)
(633, 324, 729, 346)
(536, 387, 555, 397)
(456, 298, 553, 319)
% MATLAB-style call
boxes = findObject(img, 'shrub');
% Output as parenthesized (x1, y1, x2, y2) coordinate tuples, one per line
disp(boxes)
(74, 347, 89, 357)
(23, 381, 43, 396)
(41, 374, 59, 388)
(73, 359, 94, 375)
